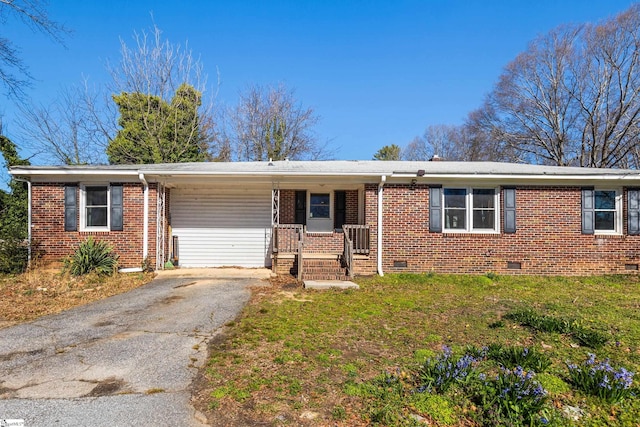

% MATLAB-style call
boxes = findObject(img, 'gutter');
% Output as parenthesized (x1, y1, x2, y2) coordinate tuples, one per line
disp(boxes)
(138, 173, 149, 264)
(13, 177, 31, 264)
(377, 175, 386, 276)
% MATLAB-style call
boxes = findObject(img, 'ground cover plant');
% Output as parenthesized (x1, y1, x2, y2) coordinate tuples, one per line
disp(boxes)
(197, 274, 640, 426)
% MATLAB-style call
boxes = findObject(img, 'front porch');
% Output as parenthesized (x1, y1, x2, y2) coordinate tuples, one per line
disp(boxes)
(272, 224, 371, 280)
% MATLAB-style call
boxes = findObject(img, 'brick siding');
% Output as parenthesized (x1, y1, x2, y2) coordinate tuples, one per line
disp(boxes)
(33, 180, 640, 276)
(31, 182, 158, 269)
(374, 184, 640, 275)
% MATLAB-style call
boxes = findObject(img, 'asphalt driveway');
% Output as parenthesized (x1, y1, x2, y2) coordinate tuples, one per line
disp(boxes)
(0, 269, 270, 427)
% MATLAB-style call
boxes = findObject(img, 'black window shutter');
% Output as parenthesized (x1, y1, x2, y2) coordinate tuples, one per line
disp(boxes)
(503, 187, 516, 234)
(294, 190, 307, 225)
(64, 185, 77, 231)
(110, 185, 123, 231)
(334, 190, 347, 230)
(628, 188, 640, 235)
(429, 186, 442, 233)
(582, 187, 595, 234)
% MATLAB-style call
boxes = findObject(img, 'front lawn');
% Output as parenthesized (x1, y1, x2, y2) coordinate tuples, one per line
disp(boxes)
(197, 274, 640, 426)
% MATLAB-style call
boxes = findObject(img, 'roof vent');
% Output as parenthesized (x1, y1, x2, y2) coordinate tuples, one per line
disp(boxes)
(430, 154, 444, 162)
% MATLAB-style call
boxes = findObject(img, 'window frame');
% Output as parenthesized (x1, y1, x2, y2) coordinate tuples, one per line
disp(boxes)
(305, 191, 334, 233)
(309, 192, 331, 219)
(442, 186, 500, 233)
(593, 188, 622, 235)
(80, 184, 110, 231)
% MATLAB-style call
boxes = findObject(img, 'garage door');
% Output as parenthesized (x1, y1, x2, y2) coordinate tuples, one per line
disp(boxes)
(170, 187, 272, 267)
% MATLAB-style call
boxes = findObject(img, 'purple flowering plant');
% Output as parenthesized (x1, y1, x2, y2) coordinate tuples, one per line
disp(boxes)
(473, 366, 548, 426)
(566, 353, 634, 404)
(416, 345, 478, 393)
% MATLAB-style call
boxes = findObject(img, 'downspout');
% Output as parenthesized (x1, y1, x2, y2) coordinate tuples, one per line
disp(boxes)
(14, 177, 32, 265)
(138, 173, 149, 263)
(377, 175, 386, 276)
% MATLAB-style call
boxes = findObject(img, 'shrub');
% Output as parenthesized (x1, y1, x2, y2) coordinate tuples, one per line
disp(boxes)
(566, 353, 635, 404)
(64, 237, 119, 276)
(0, 237, 28, 274)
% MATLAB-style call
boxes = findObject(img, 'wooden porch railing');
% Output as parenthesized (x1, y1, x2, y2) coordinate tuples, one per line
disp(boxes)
(273, 224, 304, 253)
(274, 224, 370, 281)
(343, 225, 370, 255)
(342, 226, 354, 278)
(273, 224, 304, 281)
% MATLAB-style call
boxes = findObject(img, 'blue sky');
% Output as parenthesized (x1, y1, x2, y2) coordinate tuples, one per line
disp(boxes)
(1, 0, 637, 162)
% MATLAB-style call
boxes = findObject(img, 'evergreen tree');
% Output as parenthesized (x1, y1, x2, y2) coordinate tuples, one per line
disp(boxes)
(0, 135, 30, 273)
(373, 144, 401, 160)
(107, 83, 209, 164)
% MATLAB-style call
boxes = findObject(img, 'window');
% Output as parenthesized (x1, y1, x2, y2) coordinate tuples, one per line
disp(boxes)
(309, 193, 330, 218)
(594, 190, 616, 232)
(472, 189, 495, 229)
(444, 188, 466, 230)
(75, 184, 123, 231)
(84, 186, 108, 228)
(443, 187, 499, 232)
(581, 188, 621, 235)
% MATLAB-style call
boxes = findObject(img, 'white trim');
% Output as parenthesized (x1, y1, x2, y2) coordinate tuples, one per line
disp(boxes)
(79, 184, 110, 232)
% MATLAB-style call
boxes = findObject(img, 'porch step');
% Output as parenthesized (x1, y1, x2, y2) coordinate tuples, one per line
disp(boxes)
(301, 258, 349, 281)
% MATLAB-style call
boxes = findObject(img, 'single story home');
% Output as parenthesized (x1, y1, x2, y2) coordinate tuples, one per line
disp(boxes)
(9, 160, 640, 279)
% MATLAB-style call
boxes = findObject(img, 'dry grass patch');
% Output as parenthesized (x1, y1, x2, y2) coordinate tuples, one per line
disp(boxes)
(0, 268, 154, 327)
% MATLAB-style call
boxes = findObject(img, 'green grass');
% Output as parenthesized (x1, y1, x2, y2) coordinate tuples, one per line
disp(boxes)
(202, 274, 640, 426)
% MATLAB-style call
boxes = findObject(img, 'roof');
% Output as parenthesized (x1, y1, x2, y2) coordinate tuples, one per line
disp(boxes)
(10, 160, 640, 178)
(9, 161, 640, 188)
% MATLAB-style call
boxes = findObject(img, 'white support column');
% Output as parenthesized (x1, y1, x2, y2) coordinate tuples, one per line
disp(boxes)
(155, 183, 165, 270)
(272, 185, 280, 226)
(139, 173, 149, 263)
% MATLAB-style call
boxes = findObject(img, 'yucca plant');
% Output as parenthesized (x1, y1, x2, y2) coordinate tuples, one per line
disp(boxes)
(64, 237, 119, 276)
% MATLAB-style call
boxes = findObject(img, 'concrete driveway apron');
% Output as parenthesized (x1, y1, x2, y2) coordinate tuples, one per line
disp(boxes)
(0, 269, 269, 427)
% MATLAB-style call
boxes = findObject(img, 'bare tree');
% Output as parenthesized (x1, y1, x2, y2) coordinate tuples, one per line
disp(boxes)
(403, 125, 460, 160)
(402, 123, 510, 162)
(573, 6, 640, 168)
(15, 24, 220, 165)
(15, 84, 105, 164)
(483, 25, 582, 166)
(222, 83, 328, 161)
(477, 4, 640, 168)
(0, 0, 68, 99)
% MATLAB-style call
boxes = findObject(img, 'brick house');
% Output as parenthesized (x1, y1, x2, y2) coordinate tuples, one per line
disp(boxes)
(10, 160, 640, 278)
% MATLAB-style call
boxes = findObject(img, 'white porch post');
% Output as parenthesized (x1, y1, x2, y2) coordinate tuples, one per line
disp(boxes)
(272, 185, 280, 226)
(139, 173, 149, 263)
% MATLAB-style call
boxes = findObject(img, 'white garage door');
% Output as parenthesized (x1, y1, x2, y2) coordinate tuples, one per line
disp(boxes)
(170, 187, 272, 268)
